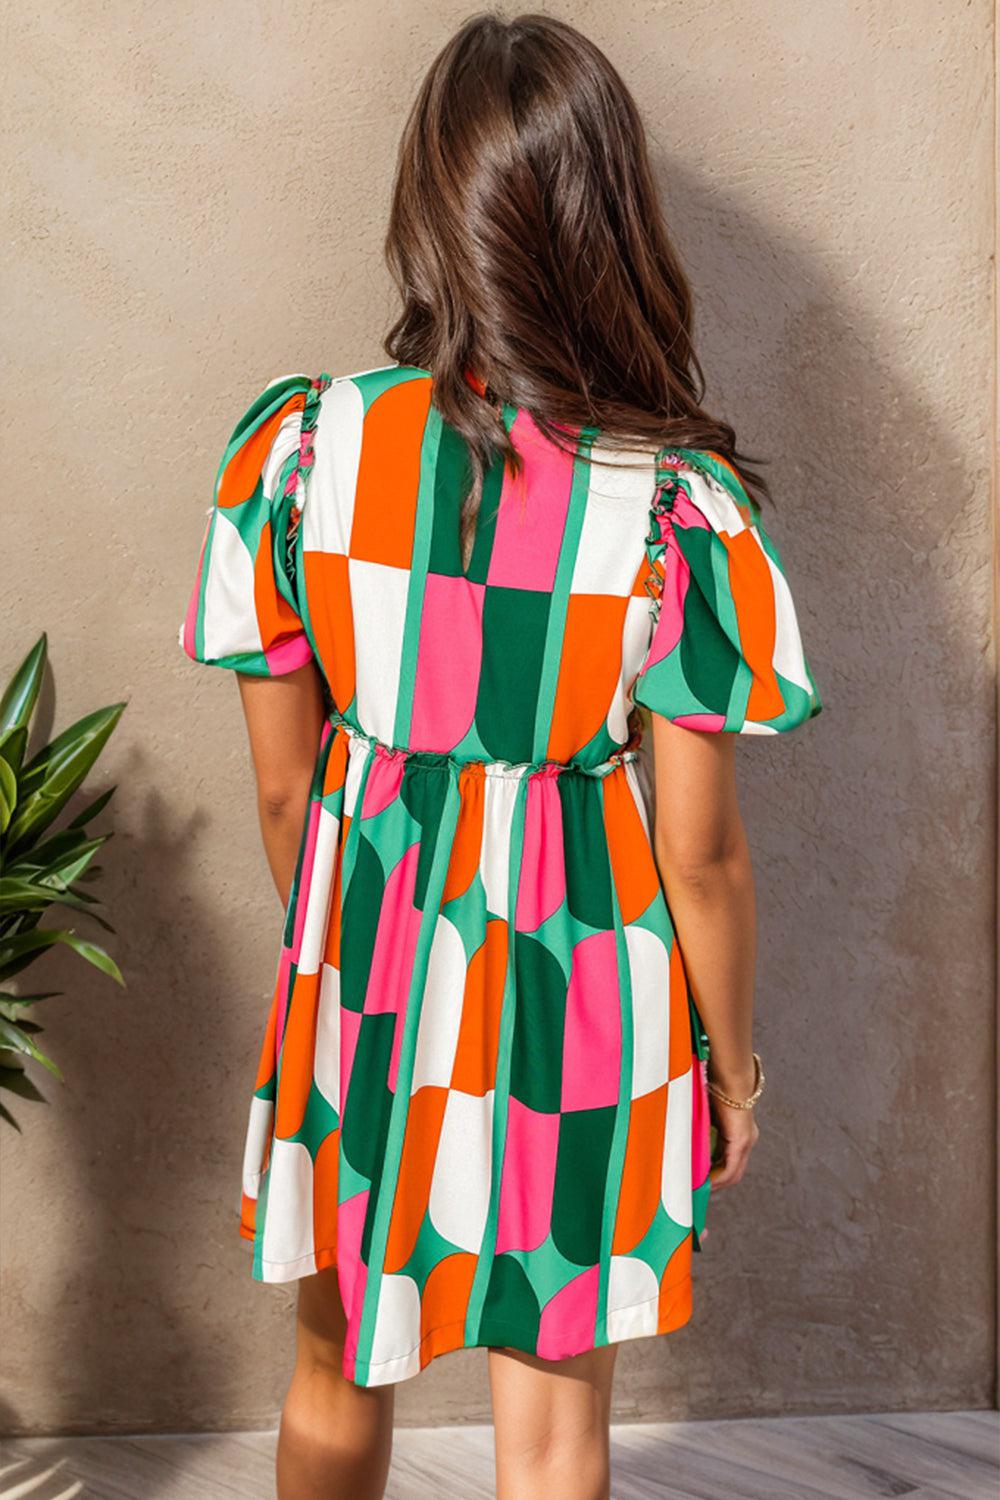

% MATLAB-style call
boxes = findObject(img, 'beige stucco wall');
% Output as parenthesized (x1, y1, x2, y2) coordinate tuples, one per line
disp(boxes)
(2, 0, 996, 1437)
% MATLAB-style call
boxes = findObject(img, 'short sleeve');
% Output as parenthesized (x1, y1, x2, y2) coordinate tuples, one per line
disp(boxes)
(632, 450, 823, 735)
(178, 374, 316, 677)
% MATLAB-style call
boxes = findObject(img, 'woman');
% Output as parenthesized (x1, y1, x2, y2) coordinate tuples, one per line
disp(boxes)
(180, 12, 822, 1499)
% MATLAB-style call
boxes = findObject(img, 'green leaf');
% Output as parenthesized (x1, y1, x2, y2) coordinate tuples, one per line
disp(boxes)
(0, 926, 124, 986)
(43, 891, 116, 931)
(0, 635, 46, 735)
(0, 927, 68, 978)
(0, 877, 59, 913)
(6, 702, 127, 856)
(0, 991, 63, 1006)
(0, 751, 17, 836)
(0, 1016, 62, 1079)
(7, 830, 109, 883)
(67, 784, 117, 829)
(0, 724, 28, 776)
(39, 838, 107, 890)
(60, 933, 125, 986)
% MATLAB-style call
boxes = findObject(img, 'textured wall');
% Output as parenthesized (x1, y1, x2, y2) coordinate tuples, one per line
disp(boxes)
(1, 0, 995, 1437)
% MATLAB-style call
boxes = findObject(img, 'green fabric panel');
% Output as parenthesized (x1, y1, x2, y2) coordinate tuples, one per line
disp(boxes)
(350, 364, 431, 415)
(509, 1228, 590, 1305)
(463, 446, 506, 585)
(509, 934, 568, 1112)
(340, 1011, 395, 1189)
(288, 1078, 340, 1154)
(427, 421, 473, 577)
(396, 1209, 469, 1300)
(675, 525, 742, 717)
(339, 834, 386, 1013)
(475, 586, 551, 762)
(399, 759, 450, 913)
(557, 776, 614, 931)
(628, 1201, 691, 1281)
(550, 1105, 616, 1266)
(478, 1254, 541, 1349)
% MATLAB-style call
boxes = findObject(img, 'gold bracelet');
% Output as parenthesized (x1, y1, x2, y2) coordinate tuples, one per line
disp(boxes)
(706, 1052, 765, 1110)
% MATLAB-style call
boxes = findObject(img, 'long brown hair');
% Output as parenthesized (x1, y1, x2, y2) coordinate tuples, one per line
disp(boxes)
(384, 10, 771, 550)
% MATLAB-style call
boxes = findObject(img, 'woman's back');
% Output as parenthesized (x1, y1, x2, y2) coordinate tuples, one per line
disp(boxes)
(187, 362, 820, 759)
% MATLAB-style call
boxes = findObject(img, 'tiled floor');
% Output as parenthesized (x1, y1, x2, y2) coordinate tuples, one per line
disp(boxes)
(1, 1409, 996, 1499)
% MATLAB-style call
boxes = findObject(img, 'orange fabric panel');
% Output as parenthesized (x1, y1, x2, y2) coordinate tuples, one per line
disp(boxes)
(602, 770, 661, 925)
(420, 1252, 478, 1360)
(218, 392, 306, 509)
(254, 516, 306, 648)
(303, 550, 355, 712)
(274, 970, 321, 1139)
(384, 1086, 449, 1274)
(349, 380, 432, 567)
(450, 918, 507, 1096)
(611, 1084, 667, 1255)
(546, 594, 629, 762)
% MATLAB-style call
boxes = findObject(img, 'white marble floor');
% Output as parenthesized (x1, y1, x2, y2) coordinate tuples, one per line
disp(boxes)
(1, 1410, 996, 1500)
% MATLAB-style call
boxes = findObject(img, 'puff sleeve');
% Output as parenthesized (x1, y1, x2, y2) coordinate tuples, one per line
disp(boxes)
(632, 450, 823, 734)
(178, 374, 317, 676)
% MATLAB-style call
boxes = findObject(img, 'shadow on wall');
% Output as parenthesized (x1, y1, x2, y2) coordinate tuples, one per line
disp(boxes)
(2, 697, 298, 1441)
(1, 146, 994, 1439)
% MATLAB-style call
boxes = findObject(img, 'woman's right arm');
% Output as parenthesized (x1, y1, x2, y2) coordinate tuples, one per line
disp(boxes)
(649, 711, 761, 1189)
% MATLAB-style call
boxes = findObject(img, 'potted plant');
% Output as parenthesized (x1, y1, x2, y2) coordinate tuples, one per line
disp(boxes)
(0, 635, 126, 1126)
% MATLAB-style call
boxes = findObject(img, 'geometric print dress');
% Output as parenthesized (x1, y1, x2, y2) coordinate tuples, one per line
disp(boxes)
(179, 362, 823, 1388)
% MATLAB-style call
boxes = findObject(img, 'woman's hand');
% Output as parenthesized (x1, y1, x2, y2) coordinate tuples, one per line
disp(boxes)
(708, 1099, 760, 1189)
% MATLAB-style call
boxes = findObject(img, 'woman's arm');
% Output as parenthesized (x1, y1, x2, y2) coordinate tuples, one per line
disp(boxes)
(649, 712, 761, 1188)
(236, 662, 328, 908)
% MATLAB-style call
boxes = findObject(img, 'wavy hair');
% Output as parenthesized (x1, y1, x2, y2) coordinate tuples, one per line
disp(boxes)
(384, 10, 771, 551)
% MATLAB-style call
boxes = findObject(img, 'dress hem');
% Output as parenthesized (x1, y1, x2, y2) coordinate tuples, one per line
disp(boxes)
(239, 1223, 696, 1388)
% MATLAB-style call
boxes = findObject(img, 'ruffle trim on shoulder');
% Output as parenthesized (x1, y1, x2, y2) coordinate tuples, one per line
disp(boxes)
(284, 372, 333, 583)
(642, 450, 691, 624)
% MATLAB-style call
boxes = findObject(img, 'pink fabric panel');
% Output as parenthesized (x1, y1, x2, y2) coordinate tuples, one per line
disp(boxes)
(691, 1055, 712, 1187)
(410, 574, 485, 750)
(338, 1188, 370, 1373)
(536, 1265, 600, 1360)
(643, 538, 690, 669)
(514, 774, 566, 932)
(486, 411, 576, 591)
(364, 843, 423, 1093)
(560, 930, 622, 1111)
(361, 751, 406, 819)
(264, 633, 314, 674)
(495, 1097, 561, 1254)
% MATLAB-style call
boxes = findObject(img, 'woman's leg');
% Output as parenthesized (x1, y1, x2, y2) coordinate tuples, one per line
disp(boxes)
(488, 1343, 619, 1500)
(276, 1266, 395, 1500)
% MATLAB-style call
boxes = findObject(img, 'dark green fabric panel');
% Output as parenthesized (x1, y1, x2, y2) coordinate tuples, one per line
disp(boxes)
(340, 834, 386, 1013)
(463, 450, 506, 586)
(557, 775, 614, 931)
(400, 759, 450, 911)
(676, 526, 740, 714)
(341, 1012, 396, 1197)
(476, 586, 551, 762)
(478, 1253, 541, 1348)
(551, 1105, 616, 1266)
(510, 933, 568, 1112)
(427, 422, 474, 577)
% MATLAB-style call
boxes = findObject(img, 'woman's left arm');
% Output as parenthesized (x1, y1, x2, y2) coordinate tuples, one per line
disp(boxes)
(236, 662, 328, 908)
